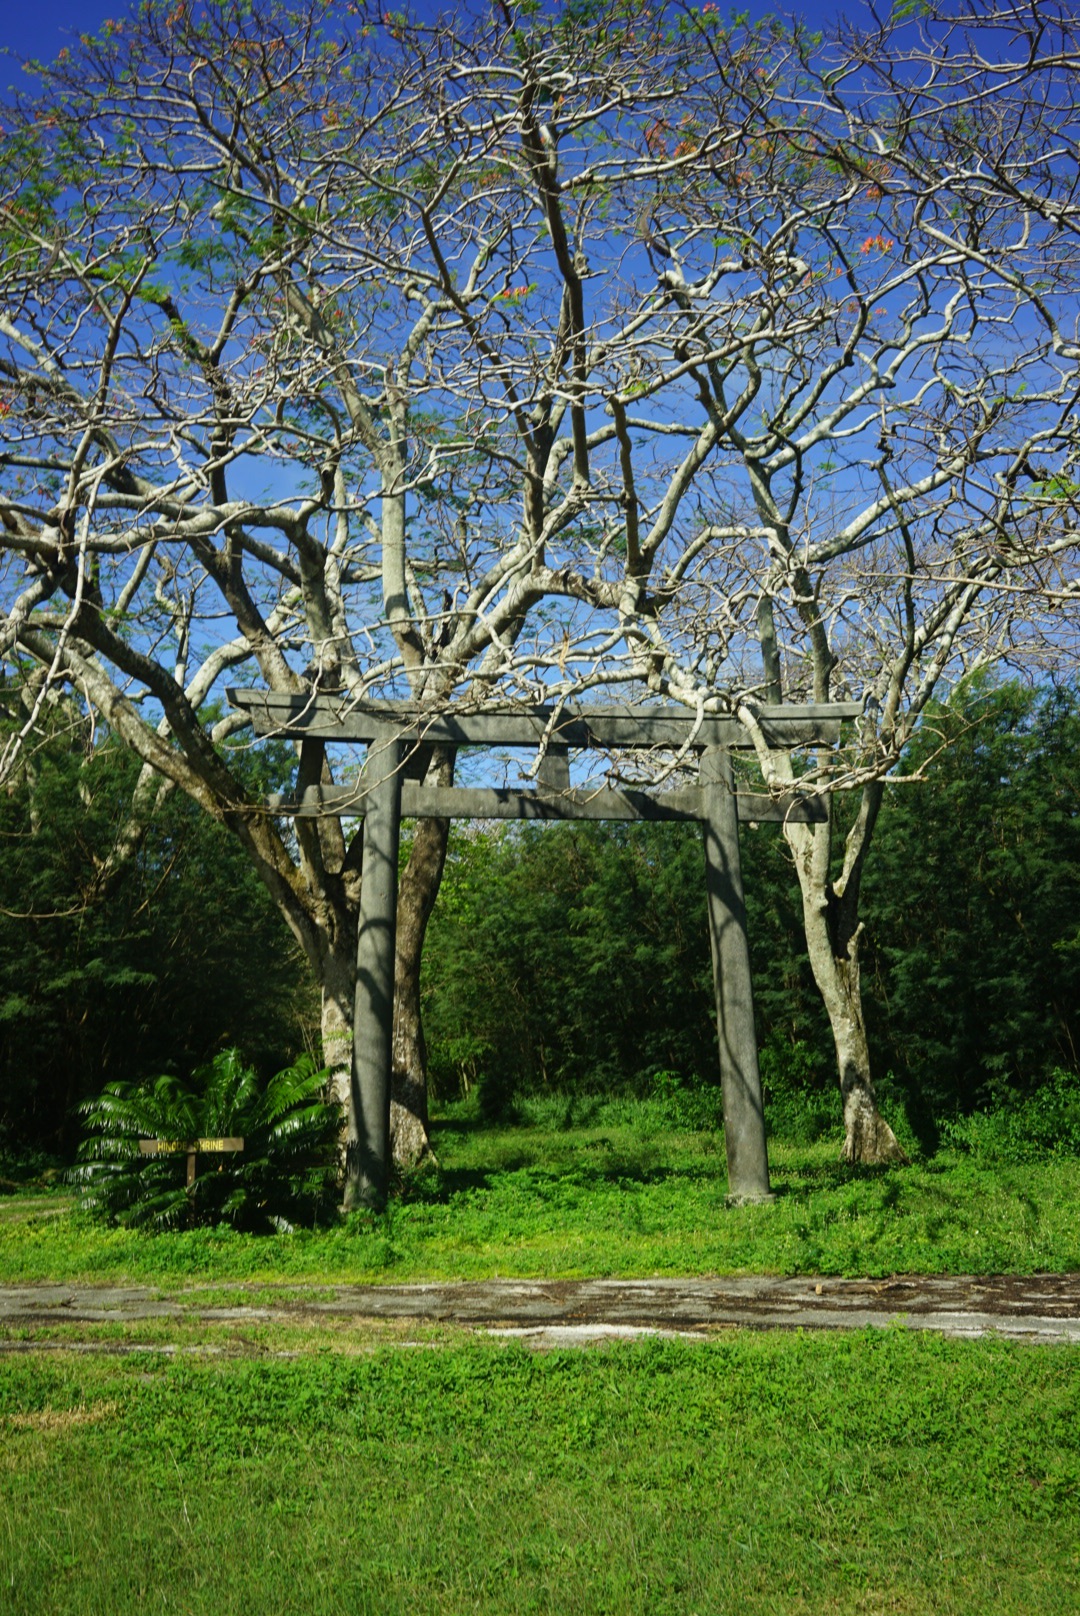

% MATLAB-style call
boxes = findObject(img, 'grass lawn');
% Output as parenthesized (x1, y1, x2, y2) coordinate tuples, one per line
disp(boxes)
(1, 1098, 1078, 1287)
(3, 1101, 1079, 1613)
(2, 1328, 1078, 1615)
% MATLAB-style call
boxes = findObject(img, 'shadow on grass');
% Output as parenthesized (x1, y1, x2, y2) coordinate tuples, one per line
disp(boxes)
(394, 1166, 496, 1205)
(428, 1115, 928, 1212)
(408, 1158, 728, 1210)
(765, 1160, 914, 1207)
(428, 1115, 498, 1137)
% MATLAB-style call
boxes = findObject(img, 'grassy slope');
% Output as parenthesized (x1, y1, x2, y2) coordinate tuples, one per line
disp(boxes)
(3, 1104, 1079, 1614)
(1, 1102, 1078, 1285)
(2, 1330, 1079, 1615)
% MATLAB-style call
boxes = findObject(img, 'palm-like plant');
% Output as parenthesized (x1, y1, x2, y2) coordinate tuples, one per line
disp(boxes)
(72, 1050, 341, 1231)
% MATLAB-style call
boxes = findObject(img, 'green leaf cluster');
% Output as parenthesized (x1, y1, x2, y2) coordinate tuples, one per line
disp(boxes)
(71, 1047, 340, 1232)
(862, 679, 1080, 1126)
(0, 713, 316, 1160)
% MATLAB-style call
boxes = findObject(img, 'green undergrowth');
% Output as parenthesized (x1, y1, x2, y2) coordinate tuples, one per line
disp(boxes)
(2, 1330, 1079, 1615)
(1, 1099, 1078, 1285)
(0, 1314, 466, 1354)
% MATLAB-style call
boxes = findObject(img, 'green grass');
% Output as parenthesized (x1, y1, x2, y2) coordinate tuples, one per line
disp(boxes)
(1, 1099, 1078, 1285)
(2, 1330, 1079, 1615)
(4, 1101, 1079, 1613)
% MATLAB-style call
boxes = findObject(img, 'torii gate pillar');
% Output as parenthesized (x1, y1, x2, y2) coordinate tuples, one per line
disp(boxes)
(701, 747, 772, 1204)
(346, 733, 402, 1210)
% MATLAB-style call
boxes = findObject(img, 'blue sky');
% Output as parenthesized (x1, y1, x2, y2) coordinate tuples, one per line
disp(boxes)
(3, 0, 114, 79)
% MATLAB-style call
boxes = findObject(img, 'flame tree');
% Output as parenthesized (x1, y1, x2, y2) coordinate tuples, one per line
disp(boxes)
(2, 0, 1078, 1168)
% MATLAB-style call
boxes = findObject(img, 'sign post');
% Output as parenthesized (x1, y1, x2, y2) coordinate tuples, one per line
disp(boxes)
(138, 1136, 245, 1194)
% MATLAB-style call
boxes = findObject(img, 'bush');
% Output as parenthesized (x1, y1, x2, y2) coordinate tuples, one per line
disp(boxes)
(651, 1069, 724, 1132)
(71, 1049, 341, 1231)
(0, 722, 317, 1160)
(941, 1068, 1080, 1163)
(759, 1036, 839, 1144)
(0, 1129, 60, 1188)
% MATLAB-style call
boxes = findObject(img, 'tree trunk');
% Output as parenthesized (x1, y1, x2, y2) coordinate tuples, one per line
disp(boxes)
(815, 930, 907, 1165)
(389, 746, 454, 1169)
(788, 816, 907, 1166)
(319, 940, 356, 1181)
(801, 911, 907, 1165)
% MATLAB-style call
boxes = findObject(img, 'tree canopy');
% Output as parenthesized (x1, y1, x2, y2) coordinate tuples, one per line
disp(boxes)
(2, 0, 1079, 1166)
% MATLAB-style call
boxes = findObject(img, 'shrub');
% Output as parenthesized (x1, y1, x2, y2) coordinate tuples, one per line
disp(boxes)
(759, 1036, 839, 1143)
(651, 1069, 724, 1132)
(941, 1067, 1080, 1163)
(70, 1049, 340, 1231)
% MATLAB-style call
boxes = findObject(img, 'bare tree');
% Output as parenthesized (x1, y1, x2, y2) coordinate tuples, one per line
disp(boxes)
(5, 0, 1077, 1171)
(522, 0, 1080, 1160)
(0, 0, 802, 1172)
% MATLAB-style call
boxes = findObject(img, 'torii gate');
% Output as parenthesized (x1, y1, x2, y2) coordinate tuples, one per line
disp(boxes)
(229, 692, 859, 1210)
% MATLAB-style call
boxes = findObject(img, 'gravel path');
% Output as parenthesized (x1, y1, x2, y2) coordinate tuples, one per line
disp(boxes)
(2, 1272, 1079, 1347)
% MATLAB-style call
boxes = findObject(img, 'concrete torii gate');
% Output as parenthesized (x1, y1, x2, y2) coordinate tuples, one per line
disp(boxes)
(229, 691, 859, 1210)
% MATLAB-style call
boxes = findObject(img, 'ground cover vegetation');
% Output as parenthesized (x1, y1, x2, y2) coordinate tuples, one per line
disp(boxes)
(3, 1105, 1079, 1285)
(3, 0, 1080, 1175)
(2, 1330, 1078, 1615)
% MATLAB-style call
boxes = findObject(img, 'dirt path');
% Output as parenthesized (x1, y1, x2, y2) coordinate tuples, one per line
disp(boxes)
(2, 1272, 1079, 1347)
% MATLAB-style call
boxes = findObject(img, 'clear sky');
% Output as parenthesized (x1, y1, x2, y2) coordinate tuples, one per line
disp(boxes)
(3, 0, 114, 80)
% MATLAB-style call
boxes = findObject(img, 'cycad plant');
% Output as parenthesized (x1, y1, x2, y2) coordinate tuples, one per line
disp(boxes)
(72, 1050, 341, 1231)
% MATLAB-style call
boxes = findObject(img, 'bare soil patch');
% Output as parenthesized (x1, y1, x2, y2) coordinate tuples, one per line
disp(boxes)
(1, 1271, 1078, 1348)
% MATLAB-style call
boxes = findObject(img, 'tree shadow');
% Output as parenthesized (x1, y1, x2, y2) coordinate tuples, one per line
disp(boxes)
(420, 1156, 721, 1203)
(429, 1115, 499, 1136)
(402, 1165, 495, 1203)
(768, 1158, 911, 1198)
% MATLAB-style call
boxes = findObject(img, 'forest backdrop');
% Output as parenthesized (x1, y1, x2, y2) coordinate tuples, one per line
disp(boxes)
(3, 677, 1077, 1164)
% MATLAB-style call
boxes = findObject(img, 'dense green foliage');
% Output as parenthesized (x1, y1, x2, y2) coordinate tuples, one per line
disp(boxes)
(421, 821, 719, 1111)
(71, 1049, 340, 1233)
(0, 710, 317, 1159)
(418, 808, 835, 1122)
(862, 680, 1080, 1127)
(423, 682, 1080, 1140)
(3, 1104, 1078, 1284)
(4, 679, 1077, 1165)
(2, 1331, 1078, 1614)
(942, 1068, 1080, 1164)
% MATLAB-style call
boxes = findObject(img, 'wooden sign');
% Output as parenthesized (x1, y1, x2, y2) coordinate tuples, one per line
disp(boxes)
(138, 1136, 244, 1190)
(138, 1138, 244, 1155)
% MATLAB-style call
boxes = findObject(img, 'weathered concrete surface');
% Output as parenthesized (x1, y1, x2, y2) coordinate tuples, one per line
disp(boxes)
(1, 1273, 1079, 1346)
